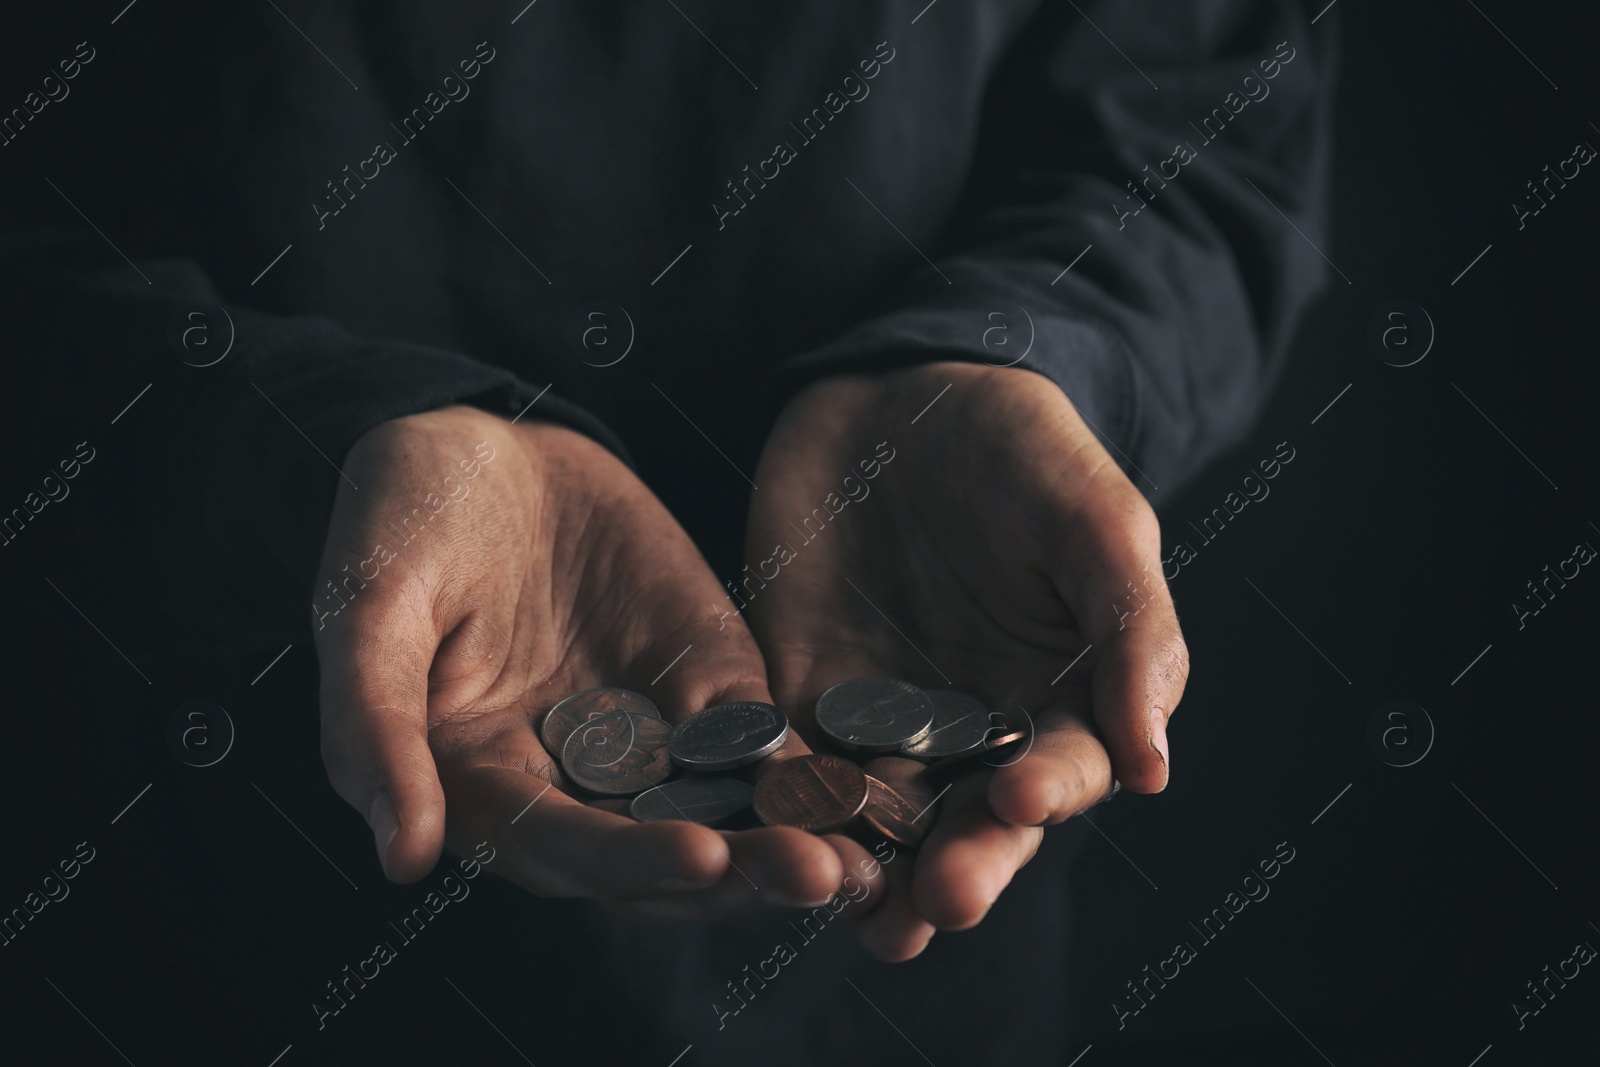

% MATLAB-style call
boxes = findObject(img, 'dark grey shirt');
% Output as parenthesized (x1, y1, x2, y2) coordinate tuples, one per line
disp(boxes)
(1, 0, 1331, 634)
(0, 4, 1333, 1062)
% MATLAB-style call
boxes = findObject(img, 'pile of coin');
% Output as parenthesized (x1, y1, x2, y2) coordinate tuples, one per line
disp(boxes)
(535, 678, 1028, 849)
(812, 678, 1030, 774)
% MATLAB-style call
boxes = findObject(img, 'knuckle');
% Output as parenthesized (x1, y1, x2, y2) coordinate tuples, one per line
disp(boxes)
(1055, 762, 1090, 811)
(1121, 482, 1157, 521)
(1122, 495, 1162, 547)
(1161, 631, 1192, 685)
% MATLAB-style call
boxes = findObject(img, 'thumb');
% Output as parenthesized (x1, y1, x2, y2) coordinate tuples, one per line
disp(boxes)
(1052, 488, 1188, 794)
(316, 599, 447, 883)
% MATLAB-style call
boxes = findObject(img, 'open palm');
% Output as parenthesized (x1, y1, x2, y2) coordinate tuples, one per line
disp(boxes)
(315, 407, 844, 920)
(745, 362, 1189, 958)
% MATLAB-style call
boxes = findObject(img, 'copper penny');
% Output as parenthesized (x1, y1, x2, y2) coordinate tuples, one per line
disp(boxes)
(924, 727, 1032, 779)
(560, 709, 674, 796)
(752, 754, 869, 833)
(859, 775, 930, 848)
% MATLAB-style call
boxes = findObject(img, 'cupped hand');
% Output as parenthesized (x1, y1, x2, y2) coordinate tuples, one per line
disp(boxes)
(313, 405, 843, 918)
(743, 362, 1189, 959)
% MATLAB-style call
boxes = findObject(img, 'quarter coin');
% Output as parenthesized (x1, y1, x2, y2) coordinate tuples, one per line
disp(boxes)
(630, 778, 755, 826)
(752, 754, 869, 833)
(560, 709, 673, 796)
(540, 688, 660, 756)
(668, 702, 790, 771)
(859, 775, 931, 848)
(899, 690, 992, 760)
(815, 677, 934, 752)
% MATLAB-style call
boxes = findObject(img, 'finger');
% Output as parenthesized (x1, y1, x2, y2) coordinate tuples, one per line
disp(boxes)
(622, 826, 845, 921)
(1052, 480, 1189, 793)
(986, 708, 1115, 827)
(791, 826, 928, 960)
(726, 824, 844, 908)
(910, 768, 1043, 931)
(436, 738, 732, 898)
(629, 617, 774, 723)
(820, 833, 890, 918)
(621, 719, 848, 920)
(844, 844, 934, 966)
(591, 619, 843, 911)
(437, 712, 848, 910)
(645, 648, 845, 911)
(317, 596, 448, 884)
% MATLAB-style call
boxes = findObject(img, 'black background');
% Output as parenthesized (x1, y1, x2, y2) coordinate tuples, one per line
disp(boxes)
(2, 2, 1596, 1065)
(1067, 1, 1600, 1061)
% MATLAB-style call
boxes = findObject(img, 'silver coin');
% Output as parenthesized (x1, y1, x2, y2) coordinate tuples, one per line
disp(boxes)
(668, 702, 790, 771)
(539, 688, 660, 756)
(559, 710, 674, 796)
(815, 678, 934, 752)
(630, 778, 755, 826)
(899, 690, 992, 760)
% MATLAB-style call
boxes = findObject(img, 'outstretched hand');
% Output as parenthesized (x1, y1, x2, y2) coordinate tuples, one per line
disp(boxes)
(744, 362, 1189, 959)
(313, 406, 848, 919)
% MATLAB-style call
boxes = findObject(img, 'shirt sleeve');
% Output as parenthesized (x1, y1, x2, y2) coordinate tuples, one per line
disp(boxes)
(764, 0, 1337, 503)
(0, 219, 625, 640)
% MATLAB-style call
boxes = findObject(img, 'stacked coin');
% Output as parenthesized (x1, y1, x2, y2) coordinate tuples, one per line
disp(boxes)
(761, 677, 1033, 842)
(561, 709, 674, 796)
(535, 688, 787, 826)
(752, 755, 868, 833)
(534, 679, 1025, 847)
(815, 677, 1029, 772)
(749, 754, 937, 848)
(667, 700, 789, 771)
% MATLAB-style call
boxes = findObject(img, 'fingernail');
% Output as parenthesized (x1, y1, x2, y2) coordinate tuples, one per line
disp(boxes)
(368, 793, 399, 880)
(1148, 708, 1170, 776)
